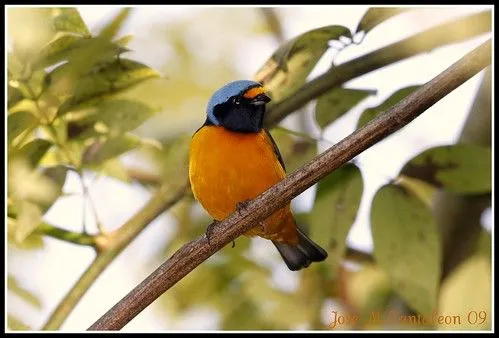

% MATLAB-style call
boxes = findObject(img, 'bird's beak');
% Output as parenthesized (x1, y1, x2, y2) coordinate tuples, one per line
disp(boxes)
(250, 93, 272, 106)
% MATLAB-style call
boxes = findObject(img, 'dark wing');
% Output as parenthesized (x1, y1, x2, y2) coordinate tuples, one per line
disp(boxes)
(264, 128, 286, 172)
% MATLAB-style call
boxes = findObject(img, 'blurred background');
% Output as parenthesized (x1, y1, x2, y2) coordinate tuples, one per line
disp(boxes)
(6, 5, 492, 331)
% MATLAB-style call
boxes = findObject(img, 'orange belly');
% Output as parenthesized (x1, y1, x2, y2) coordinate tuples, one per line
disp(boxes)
(189, 126, 297, 243)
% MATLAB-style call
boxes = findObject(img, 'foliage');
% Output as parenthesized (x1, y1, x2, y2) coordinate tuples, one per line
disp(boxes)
(7, 6, 491, 332)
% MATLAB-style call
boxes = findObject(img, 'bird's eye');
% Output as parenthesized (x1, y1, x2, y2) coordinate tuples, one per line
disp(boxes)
(232, 97, 241, 105)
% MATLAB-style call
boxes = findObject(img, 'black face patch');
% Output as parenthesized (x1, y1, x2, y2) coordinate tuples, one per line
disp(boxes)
(212, 96, 265, 133)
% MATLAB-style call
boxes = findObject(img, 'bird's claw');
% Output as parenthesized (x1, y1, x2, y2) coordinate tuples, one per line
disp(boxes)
(206, 220, 219, 247)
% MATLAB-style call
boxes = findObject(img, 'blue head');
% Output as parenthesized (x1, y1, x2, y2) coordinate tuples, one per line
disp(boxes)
(205, 80, 271, 133)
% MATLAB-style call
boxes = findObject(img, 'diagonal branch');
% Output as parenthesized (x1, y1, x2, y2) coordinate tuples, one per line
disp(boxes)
(88, 38, 491, 331)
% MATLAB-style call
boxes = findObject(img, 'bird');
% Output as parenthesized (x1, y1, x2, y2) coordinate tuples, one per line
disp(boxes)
(188, 80, 327, 271)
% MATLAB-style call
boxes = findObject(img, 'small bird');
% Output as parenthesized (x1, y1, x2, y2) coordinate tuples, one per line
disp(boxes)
(188, 80, 327, 271)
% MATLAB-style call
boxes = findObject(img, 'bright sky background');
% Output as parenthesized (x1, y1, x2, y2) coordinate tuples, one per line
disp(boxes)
(6, 5, 492, 331)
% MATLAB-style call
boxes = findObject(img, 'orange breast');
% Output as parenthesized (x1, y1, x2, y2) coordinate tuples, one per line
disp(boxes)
(189, 126, 297, 243)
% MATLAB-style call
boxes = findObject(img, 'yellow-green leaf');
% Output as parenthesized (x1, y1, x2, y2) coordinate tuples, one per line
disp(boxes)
(315, 87, 375, 129)
(51, 7, 91, 36)
(47, 37, 127, 100)
(475, 230, 491, 259)
(14, 139, 53, 167)
(357, 86, 420, 129)
(7, 275, 42, 309)
(56, 58, 160, 115)
(35, 32, 82, 69)
(7, 217, 45, 250)
(309, 163, 363, 279)
(8, 8, 55, 60)
(15, 200, 43, 243)
(89, 99, 154, 135)
(7, 314, 31, 331)
(99, 8, 132, 40)
(39, 165, 68, 212)
(356, 7, 413, 34)
(396, 175, 437, 208)
(344, 265, 392, 326)
(82, 134, 140, 165)
(438, 255, 491, 330)
(255, 25, 352, 103)
(371, 184, 441, 316)
(400, 145, 491, 194)
(268, 128, 317, 173)
(8, 159, 61, 208)
(98, 158, 131, 183)
(8, 111, 38, 145)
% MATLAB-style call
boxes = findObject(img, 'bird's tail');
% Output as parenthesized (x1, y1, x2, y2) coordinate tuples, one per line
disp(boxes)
(272, 227, 328, 271)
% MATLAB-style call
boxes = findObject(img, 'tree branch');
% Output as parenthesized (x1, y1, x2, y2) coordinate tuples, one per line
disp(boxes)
(36, 223, 97, 247)
(88, 39, 491, 331)
(41, 183, 187, 330)
(265, 10, 491, 126)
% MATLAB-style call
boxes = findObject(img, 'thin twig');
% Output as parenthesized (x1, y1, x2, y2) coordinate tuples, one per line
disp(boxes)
(88, 39, 491, 331)
(36, 223, 97, 247)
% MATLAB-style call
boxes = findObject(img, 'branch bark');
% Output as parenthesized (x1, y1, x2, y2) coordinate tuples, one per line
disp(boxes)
(88, 39, 491, 331)
(264, 10, 491, 126)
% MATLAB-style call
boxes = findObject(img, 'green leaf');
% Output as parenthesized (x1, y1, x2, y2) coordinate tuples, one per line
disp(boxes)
(7, 275, 42, 309)
(82, 134, 141, 165)
(155, 134, 191, 184)
(8, 111, 38, 145)
(345, 265, 392, 326)
(8, 159, 61, 209)
(356, 7, 413, 34)
(15, 139, 53, 167)
(267, 128, 317, 173)
(396, 175, 437, 208)
(8, 8, 55, 60)
(13, 69, 48, 100)
(46, 37, 127, 99)
(89, 99, 154, 135)
(7, 314, 31, 331)
(437, 255, 491, 330)
(39, 165, 68, 212)
(7, 218, 45, 250)
(98, 158, 131, 183)
(476, 230, 491, 259)
(99, 8, 132, 40)
(115, 34, 134, 47)
(35, 32, 83, 69)
(315, 87, 376, 129)
(15, 200, 43, 243)
(400, 145, 491, 194)
(56, 58, 160, 115)
(255, 25, 352, 102)
(371, 184, 441, 315)
(51, 8, 91, 36)
(357, 86, 420, 129)
(309, 163, 363, 279)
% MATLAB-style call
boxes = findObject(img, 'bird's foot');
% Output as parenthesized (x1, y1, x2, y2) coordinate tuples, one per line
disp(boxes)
(205, 220, 220, 247)
(231, 241, 236, 248)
